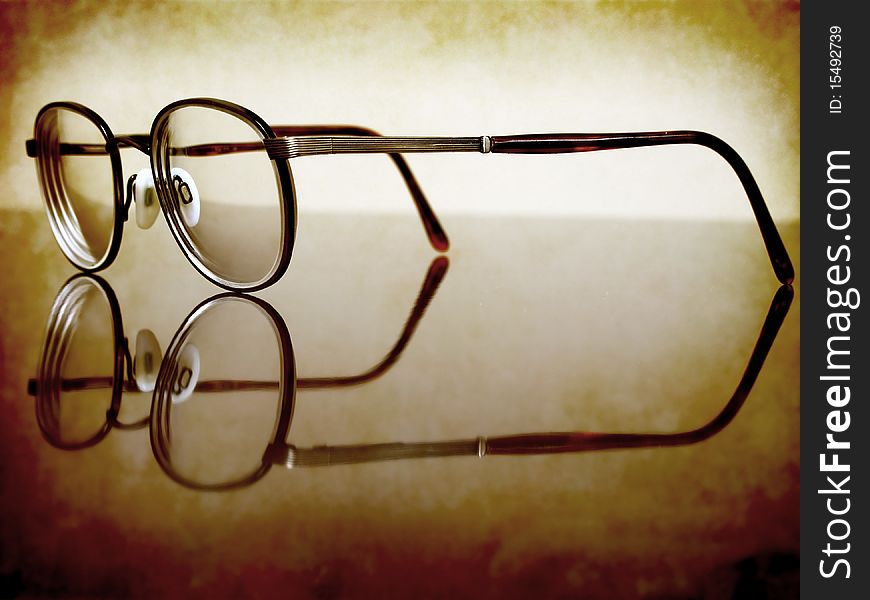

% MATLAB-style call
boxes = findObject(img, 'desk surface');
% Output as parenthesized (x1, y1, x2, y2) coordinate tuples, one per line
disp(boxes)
(0, 207, 799, 598)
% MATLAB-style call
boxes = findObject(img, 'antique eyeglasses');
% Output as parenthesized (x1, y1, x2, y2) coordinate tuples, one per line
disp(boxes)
(29, 270, 792, 490)
(27, 98, 794, 291)
(152, 283, 790, 490)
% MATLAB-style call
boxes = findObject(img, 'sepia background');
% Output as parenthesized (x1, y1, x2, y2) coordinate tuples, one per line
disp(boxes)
(0, 1, 799, 598)
(1, 0, 799, 219)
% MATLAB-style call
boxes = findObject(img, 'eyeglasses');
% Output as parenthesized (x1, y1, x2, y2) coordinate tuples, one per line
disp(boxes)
(27, 98, 795, 291)
(28, 272, 792, 490)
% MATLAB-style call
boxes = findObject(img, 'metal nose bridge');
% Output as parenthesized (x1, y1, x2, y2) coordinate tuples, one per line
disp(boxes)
(114, 134, 152, 155)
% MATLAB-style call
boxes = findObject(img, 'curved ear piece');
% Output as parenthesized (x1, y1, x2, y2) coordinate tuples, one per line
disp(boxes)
(133, 169, 160, 230)
(133, 329, 162, 392)
(171, 343, 200, 404)
(171, 167, 200, 228)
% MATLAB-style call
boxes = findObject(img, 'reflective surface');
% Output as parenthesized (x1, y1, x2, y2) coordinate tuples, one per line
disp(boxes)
(1, 0, 801, 594)
(0, 197, 799, 596)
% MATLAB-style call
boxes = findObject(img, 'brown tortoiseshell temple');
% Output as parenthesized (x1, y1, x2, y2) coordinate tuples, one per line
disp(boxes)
(488, 131, 794, 285)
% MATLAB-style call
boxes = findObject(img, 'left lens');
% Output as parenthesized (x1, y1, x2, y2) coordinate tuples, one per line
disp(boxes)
(151, 296, 291, 489)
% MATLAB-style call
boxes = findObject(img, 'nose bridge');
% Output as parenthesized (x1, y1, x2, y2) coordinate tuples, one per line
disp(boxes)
(115, 134, 152, 155)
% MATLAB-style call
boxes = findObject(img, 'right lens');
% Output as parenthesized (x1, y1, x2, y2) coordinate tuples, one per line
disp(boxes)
(153, 104, 287, 288)
(34, 106, 117, 269)
(36, 277, 118, 448)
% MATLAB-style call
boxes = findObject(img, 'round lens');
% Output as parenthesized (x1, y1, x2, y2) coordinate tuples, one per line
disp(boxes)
(155, 105, 286, 287)
(35, 107, 117, 269)
(36, 277, 118, 447)
(151, 297, 291, 488)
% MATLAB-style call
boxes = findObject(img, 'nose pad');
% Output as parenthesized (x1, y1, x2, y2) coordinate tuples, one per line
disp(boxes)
(133, 169, 160, 230)
(170, 343, 200, 404)
(170, 167, 200, 228)
(133, 329, 162, 392)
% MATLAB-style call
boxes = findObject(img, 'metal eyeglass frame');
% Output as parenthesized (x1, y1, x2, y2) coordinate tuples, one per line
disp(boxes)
(29, 272, 792, 490)
(28, 256, 448, 451)
(27, 98, 795, 291)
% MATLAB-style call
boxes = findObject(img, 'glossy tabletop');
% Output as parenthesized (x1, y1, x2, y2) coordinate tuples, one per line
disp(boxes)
(0, 197, 798, 597)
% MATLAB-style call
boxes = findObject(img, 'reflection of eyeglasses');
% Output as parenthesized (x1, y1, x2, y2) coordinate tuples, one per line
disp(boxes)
(153, 283, 791, 490)
(28, 257, 447, 451)
(27, 98, 794, 291)
(29, 270, 792, 490)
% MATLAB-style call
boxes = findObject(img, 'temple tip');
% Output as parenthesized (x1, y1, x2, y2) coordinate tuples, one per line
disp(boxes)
(775, 258, 795, 285)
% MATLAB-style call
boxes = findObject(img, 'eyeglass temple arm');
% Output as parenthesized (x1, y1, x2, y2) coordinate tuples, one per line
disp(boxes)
(274, 283, 792, 468)
(487, 283, 793, 454)
(492, 132, 794, 284)
(26, 255, 449, 397)
(26, 377, 281, 395)
(263, 130, 793, 284)
(188, 254, 450, 392)
(271, 125, 447, 251)
(298, 255, 448, 389)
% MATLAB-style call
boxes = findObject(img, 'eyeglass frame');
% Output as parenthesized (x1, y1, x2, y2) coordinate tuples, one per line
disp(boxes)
(157, 281, 793, 490)
(28, 270, 793, 490)
(29, 256, 448, 453)
(28, 98, 795, 291)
